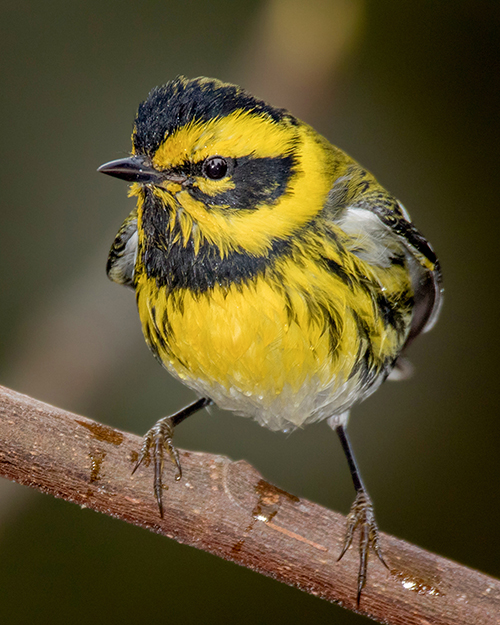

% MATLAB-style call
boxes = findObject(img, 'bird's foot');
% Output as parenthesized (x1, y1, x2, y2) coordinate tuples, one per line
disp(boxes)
(132, 416, 182, 517)
(338, 490, 388, 605)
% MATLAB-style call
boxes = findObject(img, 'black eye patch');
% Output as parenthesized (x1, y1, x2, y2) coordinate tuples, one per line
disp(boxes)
(188, 154, 296, 210)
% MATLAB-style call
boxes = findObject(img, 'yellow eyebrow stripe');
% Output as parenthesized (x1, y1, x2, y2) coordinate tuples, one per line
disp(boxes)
(150, 109, 296, 170)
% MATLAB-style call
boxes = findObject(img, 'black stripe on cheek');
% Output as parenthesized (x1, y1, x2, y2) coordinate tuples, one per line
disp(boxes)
(188, 155, 296, 210)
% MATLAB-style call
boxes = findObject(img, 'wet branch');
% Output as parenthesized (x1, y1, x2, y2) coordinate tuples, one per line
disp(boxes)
(0, 384, 498, 624)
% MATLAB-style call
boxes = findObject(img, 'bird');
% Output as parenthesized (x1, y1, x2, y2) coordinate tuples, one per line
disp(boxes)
(98, 76, 443, 604)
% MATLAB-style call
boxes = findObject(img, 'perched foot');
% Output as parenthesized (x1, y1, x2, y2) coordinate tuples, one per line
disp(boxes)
(338, 490, 388, 605)
(132, 416, 182, 517)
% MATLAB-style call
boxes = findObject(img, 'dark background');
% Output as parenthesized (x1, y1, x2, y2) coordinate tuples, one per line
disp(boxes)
(1, 1, 499, 623)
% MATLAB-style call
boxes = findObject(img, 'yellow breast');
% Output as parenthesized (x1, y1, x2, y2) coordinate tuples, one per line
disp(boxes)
(135, 243, 411, 430)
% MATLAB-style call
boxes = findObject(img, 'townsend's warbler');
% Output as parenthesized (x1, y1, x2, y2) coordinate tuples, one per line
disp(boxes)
(99, 76, 443, 603)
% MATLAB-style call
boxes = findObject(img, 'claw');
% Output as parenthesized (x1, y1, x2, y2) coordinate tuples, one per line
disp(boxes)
(338, 490, 388, 606)
(132, 430, 153, 474)
(132, 416, 182, 517)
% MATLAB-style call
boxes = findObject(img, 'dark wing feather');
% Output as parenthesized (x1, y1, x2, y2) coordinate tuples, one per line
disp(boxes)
(107, 208, 138, 288)
(372, 201, 443, 347)
(330, 167, 444, 363)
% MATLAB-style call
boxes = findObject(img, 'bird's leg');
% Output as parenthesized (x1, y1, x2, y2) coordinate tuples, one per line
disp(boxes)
(133, 397, 212, 517)
(336, 424, 388, 605)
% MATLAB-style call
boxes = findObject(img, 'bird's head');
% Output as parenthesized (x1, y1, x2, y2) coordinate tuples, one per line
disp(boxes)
(99, 76, 335, 256)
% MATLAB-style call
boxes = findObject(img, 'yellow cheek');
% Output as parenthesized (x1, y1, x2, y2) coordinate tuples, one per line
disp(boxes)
(194, 175, 235, 198)
(159, 181, 183, 194)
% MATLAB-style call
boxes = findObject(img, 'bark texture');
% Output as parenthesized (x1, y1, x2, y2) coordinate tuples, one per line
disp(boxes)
(0, 384, 498, 624)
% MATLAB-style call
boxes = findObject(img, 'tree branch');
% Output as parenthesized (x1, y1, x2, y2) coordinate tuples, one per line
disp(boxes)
(0, 384, 498, 624)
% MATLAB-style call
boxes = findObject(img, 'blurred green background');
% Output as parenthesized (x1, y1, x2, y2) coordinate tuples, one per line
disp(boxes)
(1, 1, 499, 623)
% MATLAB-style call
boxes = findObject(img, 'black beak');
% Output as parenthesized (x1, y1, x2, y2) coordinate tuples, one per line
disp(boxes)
(97, 156, 161, 183)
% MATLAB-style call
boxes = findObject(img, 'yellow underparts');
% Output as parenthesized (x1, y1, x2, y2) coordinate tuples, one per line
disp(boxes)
(135, 252, 409, 401)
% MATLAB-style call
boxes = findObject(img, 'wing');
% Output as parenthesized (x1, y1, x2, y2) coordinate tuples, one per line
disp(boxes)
(359, 196, 443, 346)
(106, 207, 138, 288)
(329, 168, 443, 351)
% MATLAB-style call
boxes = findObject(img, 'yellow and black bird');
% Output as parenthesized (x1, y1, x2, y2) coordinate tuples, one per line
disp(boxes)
(99, 76, 443, 603)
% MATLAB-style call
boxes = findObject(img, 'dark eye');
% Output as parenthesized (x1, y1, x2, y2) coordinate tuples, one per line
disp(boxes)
(203, 156, 228, 180)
